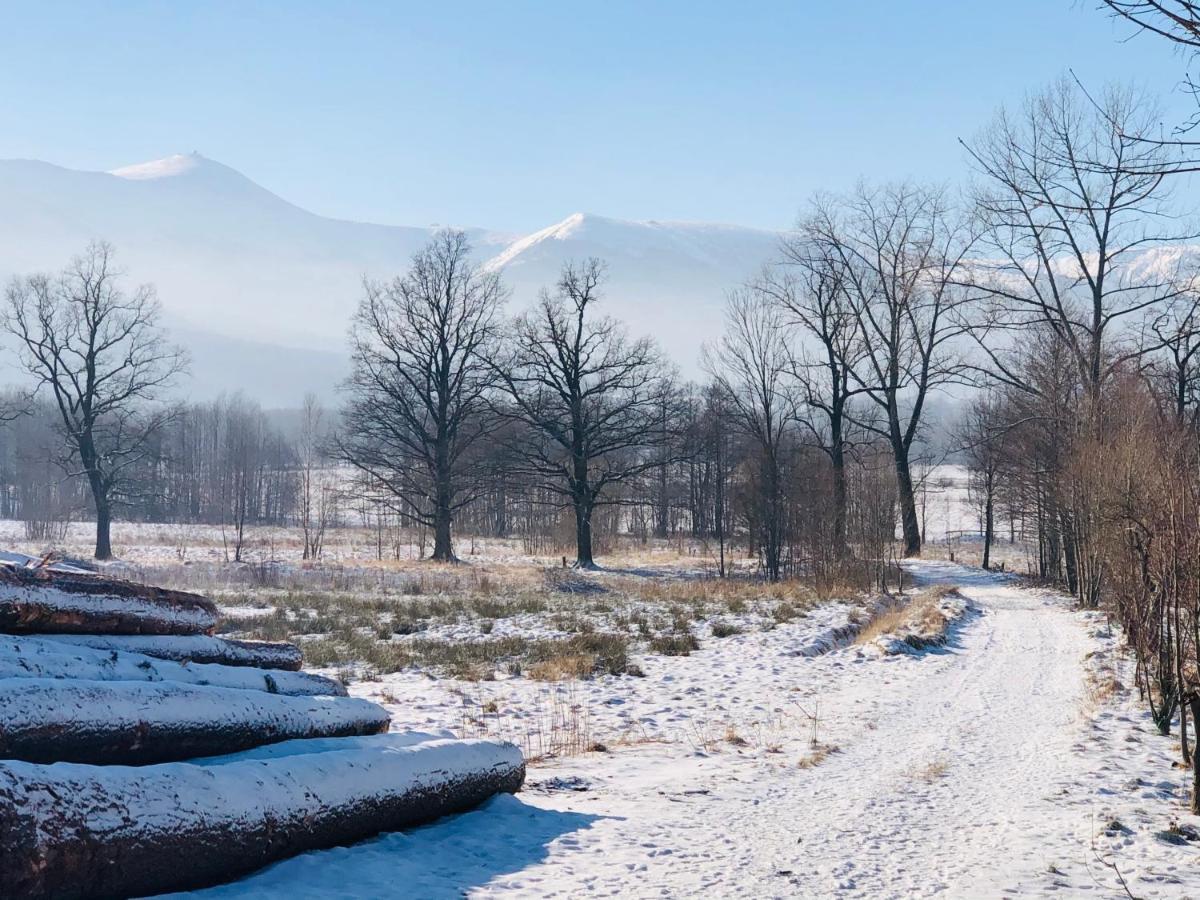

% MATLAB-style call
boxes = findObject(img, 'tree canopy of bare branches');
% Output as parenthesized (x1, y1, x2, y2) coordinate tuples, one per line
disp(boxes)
(1101, 1, 1200, 48)
(762, 238, 867, 559)
(801, 182, 971, 557)
(962, 78, 1195, 401)
(704, 288, 796, 579)
(493, 259, 679, 568)
(338, 230, 506, 562)
(3, 242, 186, 559)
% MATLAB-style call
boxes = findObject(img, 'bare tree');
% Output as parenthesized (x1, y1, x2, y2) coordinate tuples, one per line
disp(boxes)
(3, 242, 186, 559)
(1100, 2, 1200, 48)
(962, 78, 1194, 404)
(763, 240, 866, 559)
(1147, 294, 1200, 426)
(704, 289, 796, 580)
(338, 231, 505, 562)
(494, 259, 678, 568)
(803, 183, 971, 557)
(218, 394, 267, 563)
(957, 394, 1007, 570)
(297, 393, 335, 560)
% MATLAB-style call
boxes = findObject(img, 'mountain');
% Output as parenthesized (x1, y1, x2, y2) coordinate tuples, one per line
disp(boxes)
(482, 212, 782, 369)
(0, 153, 782, 403)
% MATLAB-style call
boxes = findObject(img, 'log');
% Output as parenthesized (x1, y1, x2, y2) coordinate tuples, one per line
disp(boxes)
(36, 633, 304, 670)
(0, 735, 526, 899)
(0, 678, 390, 764)
(0, 636, 345, 697)
(0, 566, 218, 636)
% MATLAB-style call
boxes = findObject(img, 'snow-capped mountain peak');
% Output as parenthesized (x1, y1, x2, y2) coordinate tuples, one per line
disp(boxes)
(483, 212, 592, 271)
(109, 152, 206, 180)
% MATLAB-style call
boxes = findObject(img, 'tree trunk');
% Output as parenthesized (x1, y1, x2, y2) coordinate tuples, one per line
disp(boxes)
(34, 634, 304, 670)
(0, 679, 390, 765)
(654, 460, 669, 539)
(831, 437, 848, 560)
(0, 567, 218, 636)
(0, 635, 343, 697)
(894, 448, 922, 557)
(982, 479, 994, 571)
(1061, 510, 1080, 598)
(574, 496, 596, 568)
(0, 735, 525, 900)
(1183, 697, 1193, 768)
(92, 485, 112, 561)
(432, 505, 454, 562)
(1191, 696, 1200, 814)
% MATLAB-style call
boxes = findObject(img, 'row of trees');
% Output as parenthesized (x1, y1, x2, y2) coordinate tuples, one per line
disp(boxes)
(985, 0, 1200, 808)
(3, 82, 1171, 582)
(0, 235, 907, 580)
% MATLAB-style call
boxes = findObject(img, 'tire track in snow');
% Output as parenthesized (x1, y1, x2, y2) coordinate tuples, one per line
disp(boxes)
(742, 560, 1095, 897)
(501, 561, 1098, 897)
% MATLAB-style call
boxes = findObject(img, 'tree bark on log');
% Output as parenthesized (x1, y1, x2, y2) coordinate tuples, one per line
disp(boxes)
(0, 736, 525, 899)
(36, 633, 304, 669)
(0, 636, 344, 697)
(0, 678, 389, 764)
(0, 567, 218, 635)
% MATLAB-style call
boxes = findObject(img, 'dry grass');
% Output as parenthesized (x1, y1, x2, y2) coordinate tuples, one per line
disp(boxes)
(1082, 647, 1125, 714)
(724, 724, 749, 747)
(855, 585, 964, 650)
(458, 682, 596, 763)
(302, 631, 633, 681)
(528, 653, 597, 682)
(853, 603, 909, 645)
(649, 633, 700, 656)
(604, 574, 821, 615)
(798, 742, 840, 768)
(909, 758, 950, 782)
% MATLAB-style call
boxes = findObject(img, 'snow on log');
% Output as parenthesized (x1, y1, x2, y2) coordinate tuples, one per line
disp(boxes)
(0, 566, 218, 636)
(0, 678, 390, 764)
(0, 736, 525, 899)
(0, 636, 345, 697)
(36, 633, 304, 670)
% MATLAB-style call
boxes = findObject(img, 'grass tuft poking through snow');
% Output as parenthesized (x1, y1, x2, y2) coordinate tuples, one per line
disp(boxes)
(856, 584, 971, 655)
(798, 742, 840, 768)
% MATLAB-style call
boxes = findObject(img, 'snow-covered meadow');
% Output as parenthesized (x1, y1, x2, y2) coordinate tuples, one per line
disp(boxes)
(6, 467, 1198, 897)
(159, 557, 1200, 898)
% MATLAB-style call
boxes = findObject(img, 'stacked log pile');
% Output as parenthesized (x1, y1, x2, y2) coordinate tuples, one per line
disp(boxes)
(0, 557, 525, 899)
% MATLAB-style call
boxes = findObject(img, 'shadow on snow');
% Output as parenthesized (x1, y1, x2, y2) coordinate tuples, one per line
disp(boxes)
(164, 794, 608, 899)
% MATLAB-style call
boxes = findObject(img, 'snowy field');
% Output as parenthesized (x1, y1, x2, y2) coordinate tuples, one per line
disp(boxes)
(155, 561, 1199, 899)
(16, 466, 1199, 898)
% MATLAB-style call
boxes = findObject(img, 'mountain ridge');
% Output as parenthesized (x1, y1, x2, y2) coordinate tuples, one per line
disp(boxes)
(0, 154, 786, 402)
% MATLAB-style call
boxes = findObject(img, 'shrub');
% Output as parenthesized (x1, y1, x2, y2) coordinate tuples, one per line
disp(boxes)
(649, 633, 700, 656)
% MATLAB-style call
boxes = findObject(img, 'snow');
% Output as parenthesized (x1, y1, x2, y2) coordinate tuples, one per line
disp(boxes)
(0, 635, 342, 696)
(0, 577, 217, 634)
(178, 561, 1200, 898)
(38, 633, 303, 669)
(0, 677, 388, 761)
(109, 152, 204, 180)
(1, 734, 524, 898)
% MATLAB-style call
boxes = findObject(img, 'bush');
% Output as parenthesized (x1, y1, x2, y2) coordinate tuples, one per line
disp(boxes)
(649, 633, 700, 656)
(710, 620, 742, 638)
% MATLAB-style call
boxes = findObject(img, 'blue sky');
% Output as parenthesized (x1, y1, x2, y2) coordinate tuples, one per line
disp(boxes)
(0, 1, 1194, 231)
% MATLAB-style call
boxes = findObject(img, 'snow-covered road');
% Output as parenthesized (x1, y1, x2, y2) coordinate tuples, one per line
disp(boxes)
(482, 560, 1098, 897)
(179, 561, 1200, 898)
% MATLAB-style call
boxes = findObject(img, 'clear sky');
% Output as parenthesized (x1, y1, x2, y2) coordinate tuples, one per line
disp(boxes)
(1, 1, 1194, 232)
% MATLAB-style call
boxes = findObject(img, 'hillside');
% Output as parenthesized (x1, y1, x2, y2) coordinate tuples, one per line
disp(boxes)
(0, 154, 781, 402)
